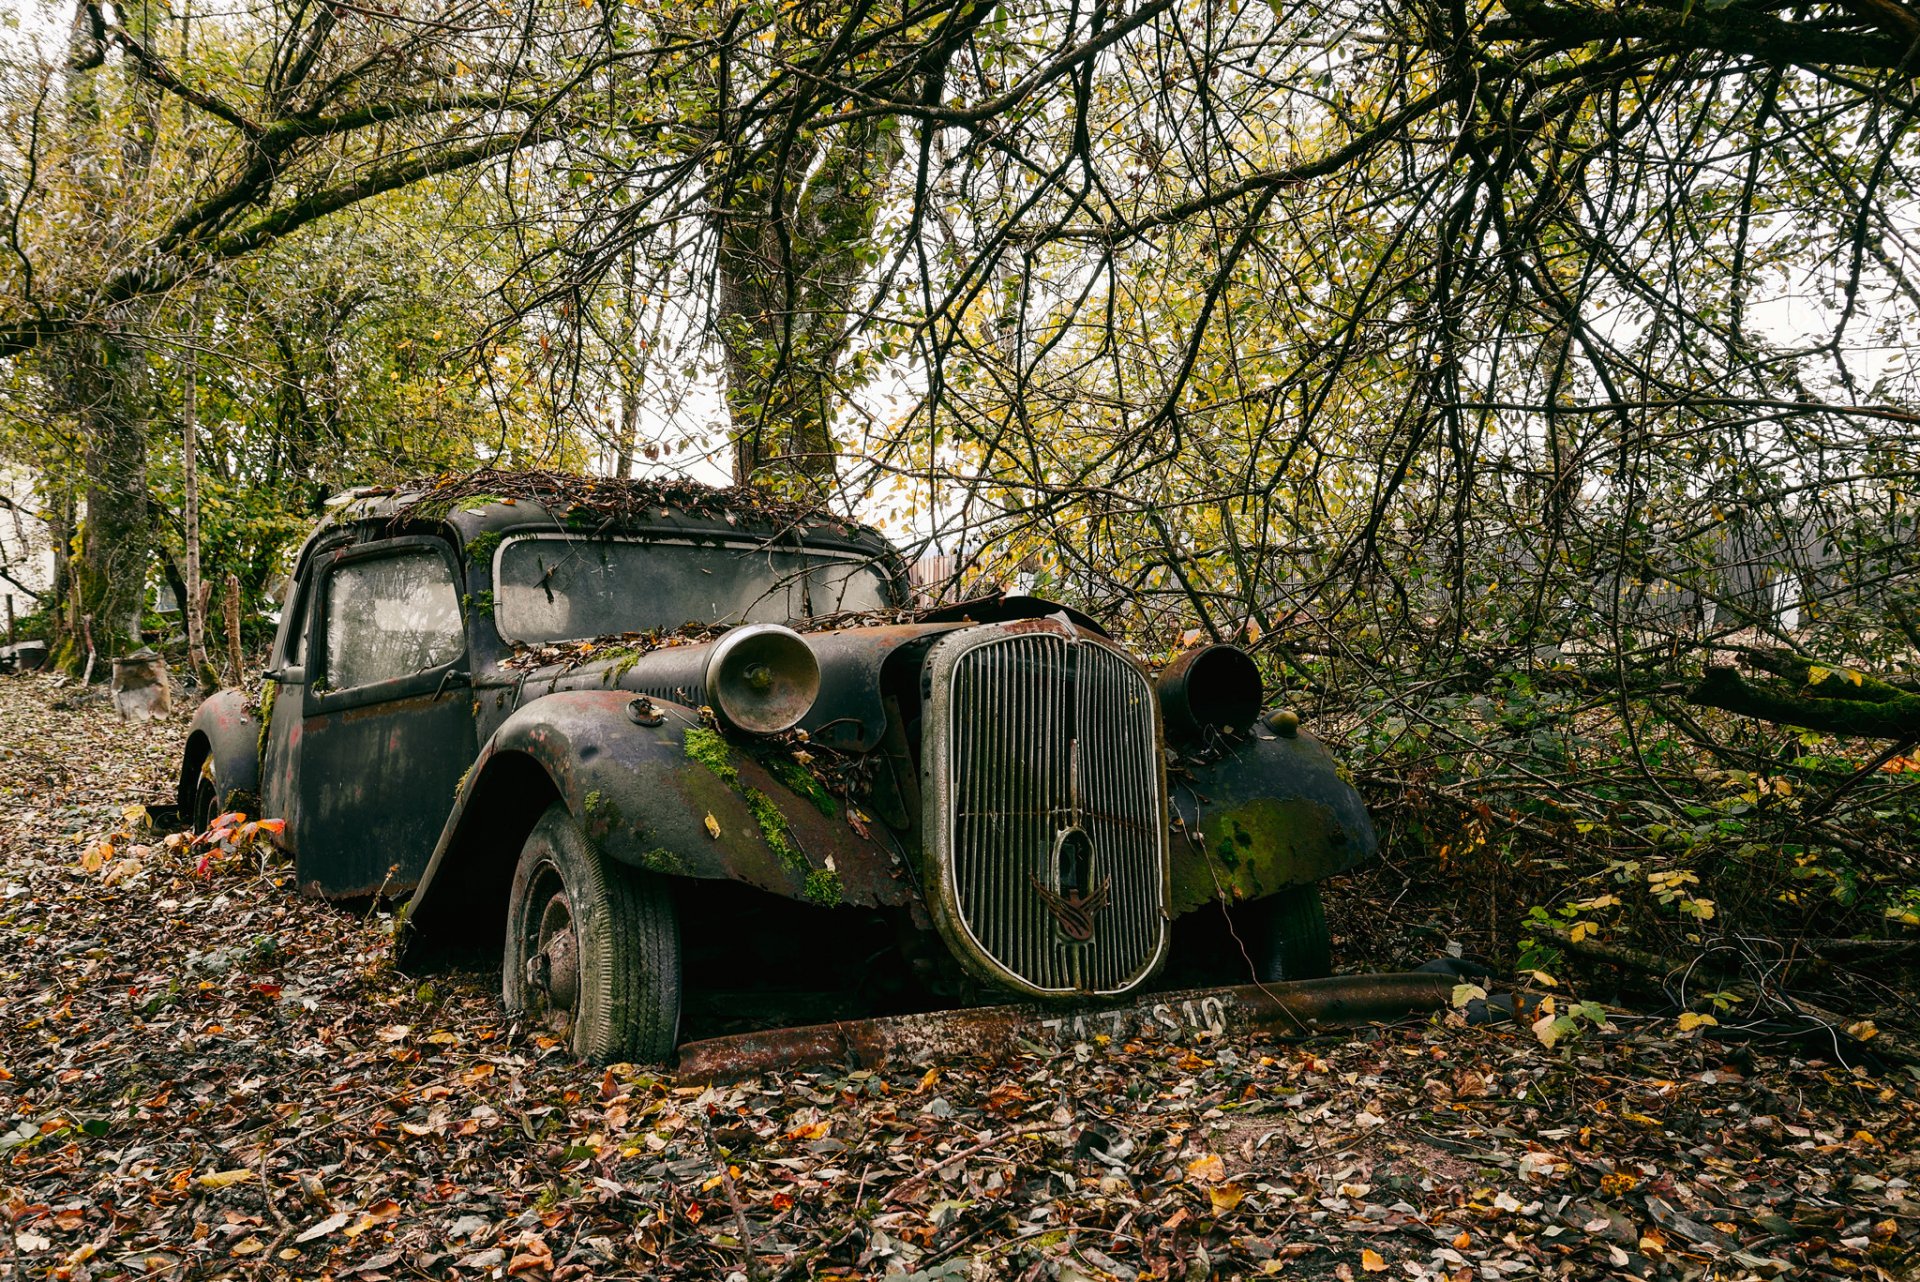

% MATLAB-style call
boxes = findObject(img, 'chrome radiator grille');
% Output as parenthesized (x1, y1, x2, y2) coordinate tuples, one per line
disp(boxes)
(924, 624, 1168, 996)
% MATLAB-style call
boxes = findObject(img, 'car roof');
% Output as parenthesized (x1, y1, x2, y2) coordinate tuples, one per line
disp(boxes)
(296, 471, 905, 571)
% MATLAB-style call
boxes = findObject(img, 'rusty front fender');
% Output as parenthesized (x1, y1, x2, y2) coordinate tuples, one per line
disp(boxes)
(398, 689, 908, 967)
(178, 688, 262, 817)
(1168, 728, 1377, 915)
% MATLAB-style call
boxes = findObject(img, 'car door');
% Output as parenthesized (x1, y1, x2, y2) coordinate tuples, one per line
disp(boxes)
(295, 536, 475, 897)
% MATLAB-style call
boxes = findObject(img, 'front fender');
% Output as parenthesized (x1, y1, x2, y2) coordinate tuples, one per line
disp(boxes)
(399, 689, 908, 965)
(178, 688, 262, 815)
(1168, 728, 1376, 915)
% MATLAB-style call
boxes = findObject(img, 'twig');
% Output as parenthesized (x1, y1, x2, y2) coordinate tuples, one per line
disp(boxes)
(884, 1123, 1069, 1205)
(703, 1115, 763, 1282)
(257, 1136, 292, 1232)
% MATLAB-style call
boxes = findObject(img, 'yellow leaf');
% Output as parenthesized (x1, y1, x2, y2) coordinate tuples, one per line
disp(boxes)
(704, 813, 721, 839)
(195, 1169, 255, 1190)
(1185, 1153, 1226, 1184)
(1847, 1019, 1880, 1042)
(1208, 1183, 1244, 1212)
(1361, 1247, 1388, 1271)
(1677, 1012, 1718, 1032)
(1809, 665, 1832, 685)
(1569, 921, 1594, 943)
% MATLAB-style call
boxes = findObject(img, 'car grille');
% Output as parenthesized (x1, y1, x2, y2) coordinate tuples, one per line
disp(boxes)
(923, 623, 1168, 996)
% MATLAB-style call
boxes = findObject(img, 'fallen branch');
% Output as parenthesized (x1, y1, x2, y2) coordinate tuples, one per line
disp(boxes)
(1542, 923, 1920, 1065)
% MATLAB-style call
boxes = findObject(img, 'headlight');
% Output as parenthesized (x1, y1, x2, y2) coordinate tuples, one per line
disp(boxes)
(705, 624, 821, 734)
(1156, 643, 1263, 738)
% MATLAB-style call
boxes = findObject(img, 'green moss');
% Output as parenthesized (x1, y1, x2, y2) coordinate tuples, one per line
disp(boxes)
(257, 681, 276, 763)
(684, 727, 739, 783)
(639, 847, 685, 875)
(464, 530, 504, 564)
(803, 867, 844, 907)
(461, 590, 495, 617)
(457, 494, 508, 513)
(743, 786, 807, 873)
(768, 757, 838, 817)
(686, 726, 813, 878)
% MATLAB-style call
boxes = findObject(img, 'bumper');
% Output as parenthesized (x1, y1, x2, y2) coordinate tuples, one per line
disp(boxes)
(676, 971, 1456, 1080)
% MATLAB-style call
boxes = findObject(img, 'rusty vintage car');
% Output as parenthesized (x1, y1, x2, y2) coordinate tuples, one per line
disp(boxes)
(177, 474, 1375, 1063)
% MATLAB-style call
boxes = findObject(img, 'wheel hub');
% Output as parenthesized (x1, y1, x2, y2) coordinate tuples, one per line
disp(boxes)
(528, 890, 579, 1024)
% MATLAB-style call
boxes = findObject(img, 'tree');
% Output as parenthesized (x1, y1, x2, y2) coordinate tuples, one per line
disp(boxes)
(1, 0, 571, 660)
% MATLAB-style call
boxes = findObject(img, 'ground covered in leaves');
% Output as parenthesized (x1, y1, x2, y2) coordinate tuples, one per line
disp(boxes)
(2, 674, 1917, 1281)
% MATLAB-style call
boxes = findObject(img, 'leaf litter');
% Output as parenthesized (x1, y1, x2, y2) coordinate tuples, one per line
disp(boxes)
(1, 673, 1917, 1279)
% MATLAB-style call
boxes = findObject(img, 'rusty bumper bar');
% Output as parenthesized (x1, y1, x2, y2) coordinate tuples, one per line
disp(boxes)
(676, 971, 1457, 1081)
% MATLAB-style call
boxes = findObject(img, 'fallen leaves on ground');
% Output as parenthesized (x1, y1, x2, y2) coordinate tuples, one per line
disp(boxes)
(2, 673, 1917, 1279)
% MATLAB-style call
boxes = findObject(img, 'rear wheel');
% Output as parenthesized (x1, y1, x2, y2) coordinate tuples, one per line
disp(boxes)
(503, 803, 682, 1063)
(1244, 884, 1332, 982)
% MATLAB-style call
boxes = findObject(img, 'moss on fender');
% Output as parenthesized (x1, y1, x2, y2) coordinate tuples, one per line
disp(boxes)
(1169, 795, 1350, 914)
(682, 725, 822, 881)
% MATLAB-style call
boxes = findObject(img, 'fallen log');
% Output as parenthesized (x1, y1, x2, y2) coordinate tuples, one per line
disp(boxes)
(677, 971, 1458, 1081)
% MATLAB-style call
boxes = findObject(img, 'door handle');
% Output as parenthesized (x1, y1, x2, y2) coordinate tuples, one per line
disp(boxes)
(432, 669, 472, 700)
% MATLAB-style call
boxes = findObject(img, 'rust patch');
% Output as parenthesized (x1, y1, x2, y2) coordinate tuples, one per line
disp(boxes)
(675, 972, 1454, 1080)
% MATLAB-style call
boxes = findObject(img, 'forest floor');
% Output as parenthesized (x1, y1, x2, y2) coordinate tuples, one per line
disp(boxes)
(1, 672, 1917, 1281)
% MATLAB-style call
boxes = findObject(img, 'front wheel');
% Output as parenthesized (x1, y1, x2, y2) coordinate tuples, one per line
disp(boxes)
(503, 803, 682, 1063)
(1242, 884, 1333, 983)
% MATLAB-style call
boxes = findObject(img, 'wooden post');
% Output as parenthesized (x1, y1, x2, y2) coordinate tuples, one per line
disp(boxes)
(223, 572, 243, 685)
(80, 613, 96, 686)
(5, 593, 13, 646)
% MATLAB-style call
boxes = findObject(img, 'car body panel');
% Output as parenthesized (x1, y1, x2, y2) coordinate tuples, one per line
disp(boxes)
(1167, 728, 1377, 914)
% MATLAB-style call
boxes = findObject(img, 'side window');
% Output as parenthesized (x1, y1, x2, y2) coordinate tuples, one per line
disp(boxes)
(279, 575, 309, 669)
(323, 548, 464, 690)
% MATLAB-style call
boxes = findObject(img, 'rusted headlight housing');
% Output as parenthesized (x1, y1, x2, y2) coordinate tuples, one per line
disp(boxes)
(705, 624, 821, 734)
(1156, 643, 1263, 738)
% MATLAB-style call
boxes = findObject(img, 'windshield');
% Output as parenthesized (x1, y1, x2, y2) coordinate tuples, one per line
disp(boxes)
(494, 534, 895, 644)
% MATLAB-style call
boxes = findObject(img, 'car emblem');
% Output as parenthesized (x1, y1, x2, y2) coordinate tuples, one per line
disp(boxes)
(1031, 874, 1111, 941)
(1033, 825, 1109, 942)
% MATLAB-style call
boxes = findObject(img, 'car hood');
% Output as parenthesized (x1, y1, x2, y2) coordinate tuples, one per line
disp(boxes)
(503, 620, 969, 750)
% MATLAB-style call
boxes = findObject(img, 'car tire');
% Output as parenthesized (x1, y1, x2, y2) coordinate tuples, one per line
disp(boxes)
(1247, 884, 1332, 983)
(503, 802, 681, 1064)
(190, 760, 219, 833)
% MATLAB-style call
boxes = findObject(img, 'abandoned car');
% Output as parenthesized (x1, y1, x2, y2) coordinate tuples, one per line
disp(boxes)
(178, 474, 1376, 1063)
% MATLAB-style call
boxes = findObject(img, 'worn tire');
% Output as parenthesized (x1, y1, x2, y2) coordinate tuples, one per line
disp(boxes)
(190, 759, 220, 833)
(503, 803, 682, 1064)
(1247, 884, 1333, 983)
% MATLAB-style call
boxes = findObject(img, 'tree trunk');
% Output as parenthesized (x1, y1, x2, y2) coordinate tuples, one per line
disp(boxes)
(713, 114, 904, 496)
(181, 295, 214, 686)
(69, 319, 153, 657)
